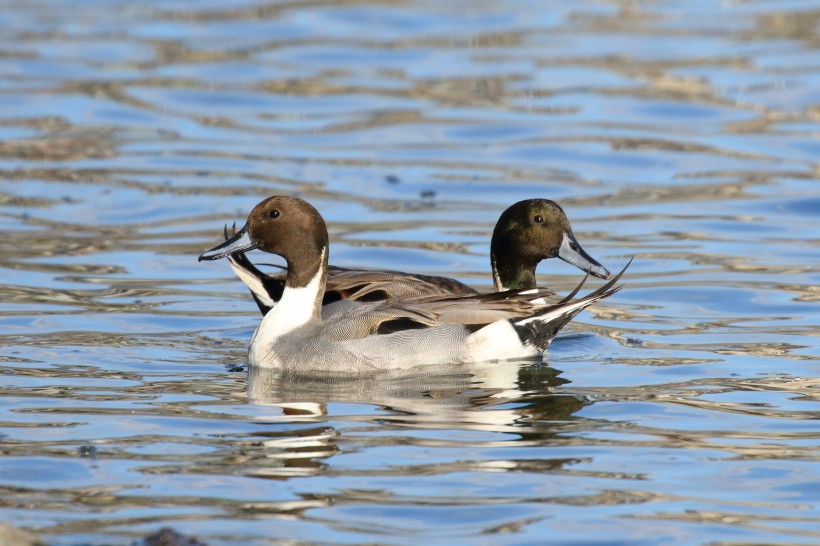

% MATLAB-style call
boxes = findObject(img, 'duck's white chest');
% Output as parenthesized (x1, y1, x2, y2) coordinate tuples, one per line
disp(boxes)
(249, 313, 324, 367)
(248, 273, 324, 367)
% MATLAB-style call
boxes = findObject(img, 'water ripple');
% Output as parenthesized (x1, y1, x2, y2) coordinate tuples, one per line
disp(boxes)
(0, 0, 818, 544)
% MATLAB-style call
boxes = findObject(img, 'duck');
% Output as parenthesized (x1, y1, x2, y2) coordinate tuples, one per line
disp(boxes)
(199, 195, 627, 371)
(216, 198, 610, 315)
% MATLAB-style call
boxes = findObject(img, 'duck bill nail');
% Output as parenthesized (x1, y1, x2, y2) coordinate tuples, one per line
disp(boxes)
(199, 225, 257, 261)
(558, 232, 611, 279)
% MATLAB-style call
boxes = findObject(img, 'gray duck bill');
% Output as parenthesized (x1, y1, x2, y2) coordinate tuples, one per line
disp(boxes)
(199, 225, 258, 261)
(558, 232, 610, 279)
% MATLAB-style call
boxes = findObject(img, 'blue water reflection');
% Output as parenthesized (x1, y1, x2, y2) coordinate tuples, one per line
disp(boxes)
(0, 0, 818, 544)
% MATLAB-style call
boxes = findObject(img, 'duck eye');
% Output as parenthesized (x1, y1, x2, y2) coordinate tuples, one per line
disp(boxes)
(268, 209, 280, 219)
(533, 214, 544, 223)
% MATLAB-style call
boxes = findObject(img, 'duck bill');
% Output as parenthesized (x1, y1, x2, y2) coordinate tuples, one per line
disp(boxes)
(558, 232, 610, 279)
(198, 225, 258, 261)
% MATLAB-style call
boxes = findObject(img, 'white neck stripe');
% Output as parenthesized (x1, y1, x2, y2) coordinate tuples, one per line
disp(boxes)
(251, 248, 325, 347)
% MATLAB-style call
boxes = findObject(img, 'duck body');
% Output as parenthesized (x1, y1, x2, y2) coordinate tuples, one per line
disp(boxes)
(248, 276, 550, 370)
(200, 196, 627, 372)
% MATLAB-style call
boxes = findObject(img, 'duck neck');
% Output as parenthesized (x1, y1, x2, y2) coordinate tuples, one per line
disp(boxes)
(491, 245, 537, 291)
(270, 246, 328, 329)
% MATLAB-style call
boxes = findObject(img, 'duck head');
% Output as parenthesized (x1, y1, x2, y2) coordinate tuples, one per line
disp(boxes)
(490, 199, 610, 291)
(199, 196, 328, 289)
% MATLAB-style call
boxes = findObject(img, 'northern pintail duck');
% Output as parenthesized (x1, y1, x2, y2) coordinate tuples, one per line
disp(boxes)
(199, 196, 627, 371)
(218, 198, 610, 315)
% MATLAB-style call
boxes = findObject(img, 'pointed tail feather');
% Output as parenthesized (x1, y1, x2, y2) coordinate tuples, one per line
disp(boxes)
(512, 259, 631, 351)
(556, 272, 589, 304)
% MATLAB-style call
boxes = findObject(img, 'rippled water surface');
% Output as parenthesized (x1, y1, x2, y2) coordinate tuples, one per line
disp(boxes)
(1, 1, 819, 544)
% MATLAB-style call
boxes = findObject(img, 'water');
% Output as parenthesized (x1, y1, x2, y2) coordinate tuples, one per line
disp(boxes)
(1, 1, 818, 544)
